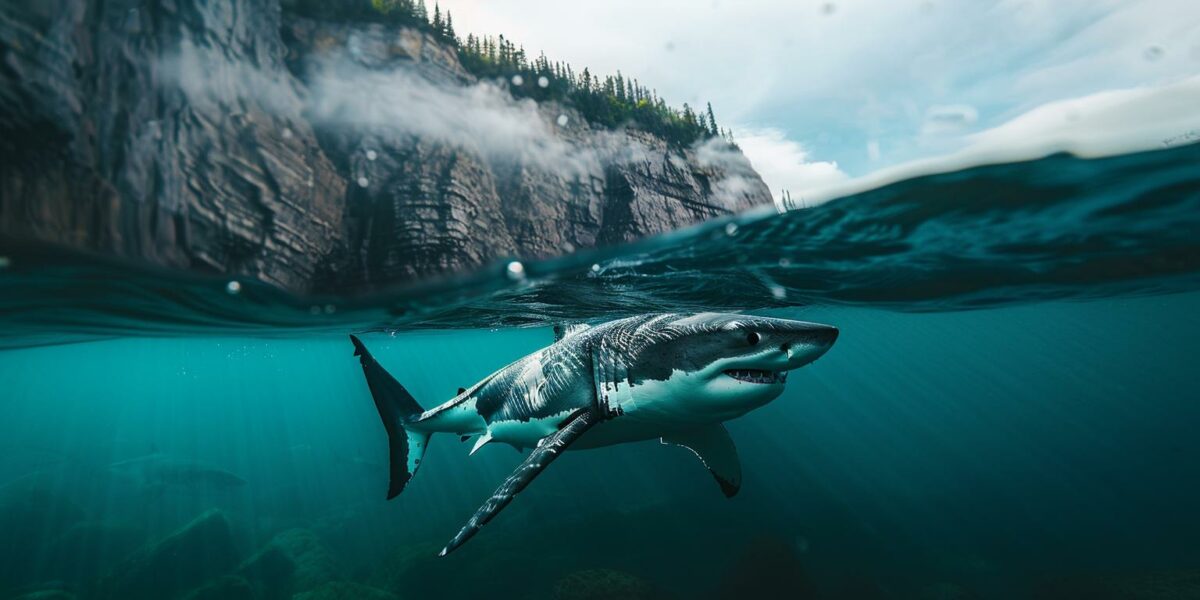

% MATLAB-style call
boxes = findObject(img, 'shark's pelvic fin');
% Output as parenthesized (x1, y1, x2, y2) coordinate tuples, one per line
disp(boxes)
(469, 432, 493, 456)
(661, 424, 742, 498)
(439, 409, 599, 557)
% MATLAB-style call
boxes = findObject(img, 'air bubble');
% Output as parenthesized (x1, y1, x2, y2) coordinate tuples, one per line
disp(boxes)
(225, 280, 242, 295)
(590, 263, 601, 273)
(282, 128, 293, 139)
(511, 74, 524, 86)
(505, 261, 526, 281)
(770, 285, 787, 300)
(778, 258, 792, 268)
(724, 222, 739, 236)
(538, 76, 550, 88)
(357, 176, 369, 188)
(0, 256, 9, 269)
(324, 304, 337, 314)
(561, 241, 575, 253)
(556, 114, 569, 127)
(366, 150, 378, 161)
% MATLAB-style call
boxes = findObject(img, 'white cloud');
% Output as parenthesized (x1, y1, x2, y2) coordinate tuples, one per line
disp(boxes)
(965, 75, 1200, 158)
(438, 0, 1200, 174)
(731, 128, 848, 205)
(305, 59, 601, 175)
(788, 75, 1200, 207)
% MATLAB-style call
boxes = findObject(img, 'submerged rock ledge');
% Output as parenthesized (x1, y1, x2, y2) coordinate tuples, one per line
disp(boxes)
(0, 0, 771, 294)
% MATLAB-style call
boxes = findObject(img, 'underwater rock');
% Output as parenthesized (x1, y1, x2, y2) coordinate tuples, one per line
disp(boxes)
(369, 539, 576, 600)
(292, 581, 399, 600)
(98, 509, 240, 600)
(239, 528, 340, 598)
(239, 543, 296, 598)
(179, 575, 255, 600)
(0, 0, 771, 294)
(917, 581, 979, 600)
(8, 591, 77, 600)
(715, 535, 817, 599)
(551, 568, 666, 600)
(42, 521, 146, 582)
(268, 529, 341, 592)
(1035, 568, 1200, 599)
(3, 581, 78, 600)
(0, 486, 87, 588)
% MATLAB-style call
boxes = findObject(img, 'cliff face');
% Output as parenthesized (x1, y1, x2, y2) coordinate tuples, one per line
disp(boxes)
(0, 1, 772, 293)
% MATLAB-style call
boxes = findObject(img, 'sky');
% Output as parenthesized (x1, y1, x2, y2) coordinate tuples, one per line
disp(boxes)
(436, 0, 1200, 201)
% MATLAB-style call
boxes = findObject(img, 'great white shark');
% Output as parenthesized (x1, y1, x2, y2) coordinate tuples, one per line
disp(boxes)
(350, 313, 839, 556)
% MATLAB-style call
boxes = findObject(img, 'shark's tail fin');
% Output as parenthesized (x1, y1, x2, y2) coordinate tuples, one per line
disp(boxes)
(350, 335, 430, 500)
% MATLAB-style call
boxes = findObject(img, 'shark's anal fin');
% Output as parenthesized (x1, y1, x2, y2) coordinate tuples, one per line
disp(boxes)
(438, 409, 599, 557)
(661, 424, 742, 498)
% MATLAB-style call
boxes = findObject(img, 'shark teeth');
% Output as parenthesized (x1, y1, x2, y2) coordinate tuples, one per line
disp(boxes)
(723, 369, 787, 384)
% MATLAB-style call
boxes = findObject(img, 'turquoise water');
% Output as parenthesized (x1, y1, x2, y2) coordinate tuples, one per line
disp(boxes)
(1, 146, 1199, 599)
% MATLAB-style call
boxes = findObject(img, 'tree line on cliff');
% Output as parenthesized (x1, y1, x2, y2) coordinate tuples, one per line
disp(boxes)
(288, 0, 736, 148)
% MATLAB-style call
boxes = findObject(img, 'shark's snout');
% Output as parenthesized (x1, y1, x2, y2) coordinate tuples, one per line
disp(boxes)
(783, 323, 839, 368)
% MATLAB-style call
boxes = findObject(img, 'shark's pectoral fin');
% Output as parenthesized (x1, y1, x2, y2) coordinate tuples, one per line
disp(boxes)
(439, 409, 599, 557)
(661, 424, 742, 498)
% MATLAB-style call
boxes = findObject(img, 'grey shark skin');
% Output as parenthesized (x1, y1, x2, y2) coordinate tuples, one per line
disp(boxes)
(350, 313, 838, 556)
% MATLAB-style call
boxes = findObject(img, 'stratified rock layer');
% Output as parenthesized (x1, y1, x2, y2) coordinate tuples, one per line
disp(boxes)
(0, 1, 772, 293)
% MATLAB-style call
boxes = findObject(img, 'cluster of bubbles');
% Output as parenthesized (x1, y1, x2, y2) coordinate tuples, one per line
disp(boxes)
(505, 260, 527, 281)
(309, 304, 337, 315)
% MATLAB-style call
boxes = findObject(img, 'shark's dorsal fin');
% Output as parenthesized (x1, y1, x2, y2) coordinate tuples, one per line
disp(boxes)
(661, 424, 742, 498)
(439, 408, 599, 556)
(552, 323, 592, 342)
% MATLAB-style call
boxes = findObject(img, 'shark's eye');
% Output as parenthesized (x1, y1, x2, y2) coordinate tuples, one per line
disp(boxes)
(746, 331, 761, 346)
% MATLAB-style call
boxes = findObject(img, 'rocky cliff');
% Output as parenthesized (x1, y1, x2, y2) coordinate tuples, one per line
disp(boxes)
(0, 0, 772, 293)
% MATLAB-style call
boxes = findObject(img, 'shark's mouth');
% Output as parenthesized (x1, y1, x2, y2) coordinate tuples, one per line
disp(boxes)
(723, 369, 787, 384)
